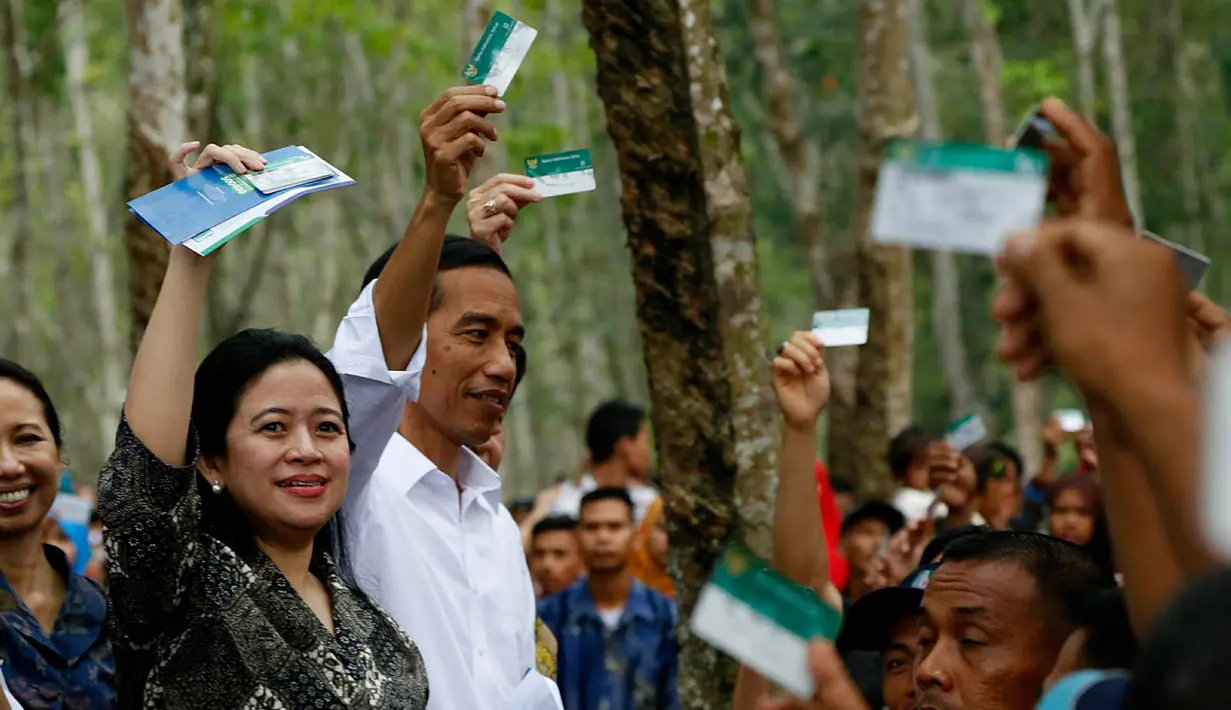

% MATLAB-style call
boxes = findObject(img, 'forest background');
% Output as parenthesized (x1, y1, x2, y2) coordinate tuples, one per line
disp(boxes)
(2, 0, 1228, 500)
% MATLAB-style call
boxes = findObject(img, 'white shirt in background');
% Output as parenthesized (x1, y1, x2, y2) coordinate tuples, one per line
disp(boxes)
(893, 486, 948, 522)
(328, 283, 552, 710)
(548, 473, 658, 522)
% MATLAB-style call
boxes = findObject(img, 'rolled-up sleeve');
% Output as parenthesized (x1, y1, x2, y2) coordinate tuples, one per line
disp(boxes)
(326, 281, 427, 492)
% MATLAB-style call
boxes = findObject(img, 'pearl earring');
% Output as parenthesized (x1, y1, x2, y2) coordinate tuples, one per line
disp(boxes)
(211, 480, 223, 495)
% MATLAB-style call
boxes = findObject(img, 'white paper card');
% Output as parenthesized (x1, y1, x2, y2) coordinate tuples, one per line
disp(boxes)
(871, 140, 1048, 255)
(1202, 341, 1231, 561)
(691, 584, 816, 698)
(812, 308, 870, 347)
(1056, 409, 1086, 434)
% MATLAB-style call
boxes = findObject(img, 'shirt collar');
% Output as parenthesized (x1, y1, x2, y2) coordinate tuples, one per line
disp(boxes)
(0, 545, 107, 663)
(392, 433, 503, 509)
(565, 577, 658, 627)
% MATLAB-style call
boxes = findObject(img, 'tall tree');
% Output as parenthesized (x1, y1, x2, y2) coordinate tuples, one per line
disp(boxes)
(907, 0, 981, 420)
(1101, 0, 1142, 224)
(125, 0, 186, 350)
(581, 0, 779, 704)
(963, 0, 1044, 476)
(849, 0, 917, 499)
(183, 0, 218, 143)
(1067, 0, 1101, 120)
(1167, 0, 1203, 254)
(747, 0, 834, 306)
(1, 0, 32, 360)
(60, 0, 126, 450)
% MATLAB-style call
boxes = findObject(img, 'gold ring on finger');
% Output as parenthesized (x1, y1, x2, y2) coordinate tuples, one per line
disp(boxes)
(483, 197, 499, 216)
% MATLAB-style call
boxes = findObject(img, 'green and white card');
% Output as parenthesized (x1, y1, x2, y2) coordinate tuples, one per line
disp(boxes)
(691, 546, 843, 699)
(871, 140, 1048, 255)
(946, 413, 988, 452)
(525, 149, 595, 198)
(244, 153, 333, 195)
(461, 11, 537, 96)
(812, 308, 870, 347)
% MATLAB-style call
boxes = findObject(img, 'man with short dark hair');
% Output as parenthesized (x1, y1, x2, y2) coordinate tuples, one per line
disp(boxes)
(549, 400, 658, 522)
(916, 531, 1111, 710)
(328, 84, 556, 709)
(531, 516, 584, 598)
(538, 488, 678, 710)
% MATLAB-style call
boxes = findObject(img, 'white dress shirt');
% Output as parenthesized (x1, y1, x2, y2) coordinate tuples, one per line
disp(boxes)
(547, 473, 659, 522)
(328, 283, 547, 710)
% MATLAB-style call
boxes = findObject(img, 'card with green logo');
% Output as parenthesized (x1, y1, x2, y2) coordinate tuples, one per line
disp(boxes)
(524, 149, 595, 198)
(691, 545, 843, 699)
(461, 11, 537, 96)
(946, 413, 988, 452)
(870, 139, 1048, 255)
(812, 308, 870, 347)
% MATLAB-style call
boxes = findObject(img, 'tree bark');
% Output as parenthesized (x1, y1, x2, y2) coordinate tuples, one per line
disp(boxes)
(908, 0, 980, 420)
(182, 0, 218, 143)
(125, 0, 186, 352)
(1066, 0, 1101, 121)
(849, 0, 917, 500)
(962, 0, 1044, 475)
(1, 0, 33, 361)
(747, 0, 834, 306)
(60, 0, 127, 451)
(1101, 0, 1142, 226)
(581, 0, 779, 704)
(1166, 0, 1204, 254)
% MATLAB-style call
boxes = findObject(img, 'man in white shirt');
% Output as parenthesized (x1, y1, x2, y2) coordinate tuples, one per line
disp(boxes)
(328, 85, 557, 710)
(548, 400, 658, 522)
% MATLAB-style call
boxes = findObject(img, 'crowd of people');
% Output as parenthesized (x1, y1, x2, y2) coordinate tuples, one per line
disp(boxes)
(0, 83, 1227, 710)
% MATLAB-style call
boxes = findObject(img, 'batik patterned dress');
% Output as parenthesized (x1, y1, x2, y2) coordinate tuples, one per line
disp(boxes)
(98, 418, 429, 709)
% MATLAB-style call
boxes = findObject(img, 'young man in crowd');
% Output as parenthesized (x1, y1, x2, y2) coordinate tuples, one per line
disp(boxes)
(530, 516, 586, 599)
(838, 501, 905, 604)
(328, 84, 559, 709)
(538, 488, 678, 710)
(889, 425, 944, 521)
(549, 400, 659, 522)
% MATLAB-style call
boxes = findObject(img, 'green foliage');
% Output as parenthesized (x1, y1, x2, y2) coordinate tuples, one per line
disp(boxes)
(4, 0, 1231, 488)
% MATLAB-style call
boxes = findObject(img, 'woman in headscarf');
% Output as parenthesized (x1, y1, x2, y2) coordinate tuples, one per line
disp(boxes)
(628, 496, 674, 598)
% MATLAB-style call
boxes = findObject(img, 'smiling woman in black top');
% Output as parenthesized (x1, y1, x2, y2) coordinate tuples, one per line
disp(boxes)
(97, 142, 427, 708)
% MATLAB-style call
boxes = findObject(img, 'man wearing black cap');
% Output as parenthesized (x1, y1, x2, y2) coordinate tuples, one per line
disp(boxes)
(837, 563, 937, 710)
(840, 501, 905, 603)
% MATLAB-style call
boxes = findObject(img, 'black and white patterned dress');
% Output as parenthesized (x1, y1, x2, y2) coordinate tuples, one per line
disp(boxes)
(97, 417, 429, 709)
